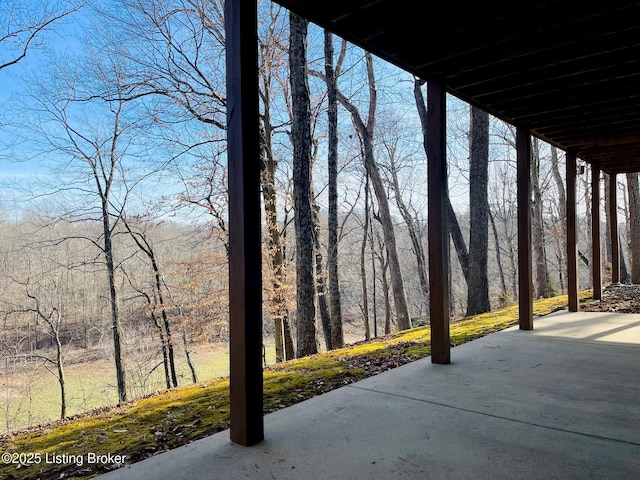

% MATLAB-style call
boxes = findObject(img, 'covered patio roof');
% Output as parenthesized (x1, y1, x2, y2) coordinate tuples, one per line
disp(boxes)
(272, 0, 640, 174)
(223, 0, 637, 445)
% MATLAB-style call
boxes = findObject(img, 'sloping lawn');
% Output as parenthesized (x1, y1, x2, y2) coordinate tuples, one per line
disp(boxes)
(0, 292, 590, 480)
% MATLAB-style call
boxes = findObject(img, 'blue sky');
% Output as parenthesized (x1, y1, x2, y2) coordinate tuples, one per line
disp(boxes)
(0, 1, 491, 225)
(1, 4, 86, 176)
(0, 5, 188, 220)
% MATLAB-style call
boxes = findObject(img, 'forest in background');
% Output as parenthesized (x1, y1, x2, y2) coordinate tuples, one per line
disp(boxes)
(1, 0, 639, 433)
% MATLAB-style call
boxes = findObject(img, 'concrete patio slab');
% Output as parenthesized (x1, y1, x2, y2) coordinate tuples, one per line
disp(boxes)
(99, 311, 640, 479)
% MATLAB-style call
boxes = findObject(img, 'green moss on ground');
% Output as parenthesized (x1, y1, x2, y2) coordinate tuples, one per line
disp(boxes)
(0, 291, 590, 480)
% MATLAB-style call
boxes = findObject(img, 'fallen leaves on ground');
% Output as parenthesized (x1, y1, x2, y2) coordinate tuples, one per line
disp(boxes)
(582, 284, 640, 314)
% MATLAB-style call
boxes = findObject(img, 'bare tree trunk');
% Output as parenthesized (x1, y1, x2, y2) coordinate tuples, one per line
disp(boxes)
(382, 272, 391, 334)
(605, 173, 627, 284)
(182, 328, 197, 384)
(48, 309, 66, 419)
(165, 289, 198, 385)
(604, 173, 613, 270)
(362, 131, 411, 331)
(24, 291, 67, 419)
(157, 323, 171, 390)
(388, 146, 429, 315)
(161, 312, 177, 387)
(280, 216, 296, 360)
(508, 238, 519, 299)
(312, 197, 332, 350)
(336, 53, 411, 331)
(626, 172, 640, 283)
(621, 250, 631, 284)
(375, 231, 392, 334)
(550, 147, 567, 291)
(324, 30, 344, 349)
(361, 173, 372, 341)
(489, 209, 508, 301)
(56, 333, 66, 419)
(260, 122, 293, 362)
(621, 183, 631, 284)
(283, 314, 295, 360)
(142, 306, 171, 389)
(583, 171, 593, 287)
(152, 260, 177, 388)
(290, 12, 317, 357)
(466, 106, 491, 316)
(446, 195, 470, 280)
(370, 216, 379, 337)
(123, 220, 178, 388)
(102, 202, 126, 402)
(259, 24, 295, 361)
(531, 137, 550, 298)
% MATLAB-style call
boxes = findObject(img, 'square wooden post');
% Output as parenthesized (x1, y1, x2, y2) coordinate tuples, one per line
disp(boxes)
(609, 173, 620, 284)
(427, 79, 450, 364)
(591, 165, 602, 300)
(517, 127, 533, 330)
(225, 0, 264, 446)
(566, 150, 579, 311)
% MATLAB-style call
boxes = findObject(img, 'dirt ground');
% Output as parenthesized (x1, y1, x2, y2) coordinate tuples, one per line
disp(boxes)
(581, 283, 640, 314)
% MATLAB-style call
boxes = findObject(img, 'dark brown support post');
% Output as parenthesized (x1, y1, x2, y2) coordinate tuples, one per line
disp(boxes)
(427, 79, 450, 364)
(225, 0, 263, 446)
(591, 165, 602, 300)
(609, 173, 620, 284)
(517, 127, 533, 329)
(566, 150, 579, 311)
